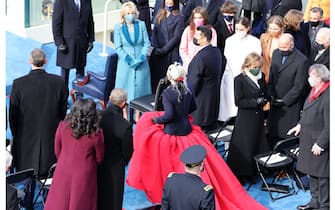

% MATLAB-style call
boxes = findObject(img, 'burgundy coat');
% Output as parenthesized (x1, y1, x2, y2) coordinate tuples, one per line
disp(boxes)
(44, 121, 104, 210)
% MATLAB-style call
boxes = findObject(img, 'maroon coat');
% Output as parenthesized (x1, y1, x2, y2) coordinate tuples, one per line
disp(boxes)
(44, 121, 104, 210)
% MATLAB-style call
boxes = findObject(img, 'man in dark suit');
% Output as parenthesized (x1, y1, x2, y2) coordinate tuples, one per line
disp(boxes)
(309, 27, 329, 69)
(98, 88, 133, 210)
(9, 48, 68, 177)
(287, 64, 329, 210)
(270, 0, 302, 17)
(187, 25, 222, 131)
(267, 33, 309, 148)
(52, 0, 95, 90)
(302, 7, 329, 46)
(182, 0, 224, 25)
(213, 0, 237, 72)
(161, 145, 215, 210)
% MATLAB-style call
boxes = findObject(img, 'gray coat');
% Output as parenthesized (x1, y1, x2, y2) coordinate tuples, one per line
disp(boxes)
(297, 88, 329, 178)
(242, 0, 264, 13)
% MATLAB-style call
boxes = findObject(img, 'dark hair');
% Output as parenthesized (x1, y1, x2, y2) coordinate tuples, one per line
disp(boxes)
(197, 25, 212, 41)
(155, 0, 180, 24)
(30, 48, 46, 67)
(235, 16, 250, 29)
(66, 98, 100, 139)
(220, 0, 237, 14)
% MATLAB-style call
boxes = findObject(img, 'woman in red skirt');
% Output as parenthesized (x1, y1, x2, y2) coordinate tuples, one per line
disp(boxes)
(126, 62, 267, 210)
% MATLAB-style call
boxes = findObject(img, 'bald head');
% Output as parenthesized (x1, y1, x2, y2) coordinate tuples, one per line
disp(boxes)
(315, 27, 330, 49)
(278, 33, 294, 51)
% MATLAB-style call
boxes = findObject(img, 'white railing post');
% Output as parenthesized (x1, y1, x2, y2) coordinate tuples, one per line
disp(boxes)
(99, 0, 113, 57)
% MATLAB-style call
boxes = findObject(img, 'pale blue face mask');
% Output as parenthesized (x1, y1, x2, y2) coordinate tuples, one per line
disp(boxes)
(125, 14, 135, 23)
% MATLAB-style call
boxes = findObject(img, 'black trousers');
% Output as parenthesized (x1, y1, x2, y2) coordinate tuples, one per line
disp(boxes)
(60, 67, 84, 88)
(308, 175, 329, 210)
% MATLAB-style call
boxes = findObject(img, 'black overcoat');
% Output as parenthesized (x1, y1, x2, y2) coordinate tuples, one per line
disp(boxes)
(297, 88, 329, 178)
(268, 48, 309, 140)
(52, 0, 95, 69)
(242, 0, 264, 13)
(98, 105, 133, 210)
(150, 12, 185, 91)
(9, 70, 68, 176)
(227, 73, 268, 177)
(187, 45, 222, 127)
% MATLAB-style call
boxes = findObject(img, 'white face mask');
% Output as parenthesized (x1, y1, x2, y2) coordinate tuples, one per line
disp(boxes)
(236, 31, 247, 39)
(308, 76, 320, 87)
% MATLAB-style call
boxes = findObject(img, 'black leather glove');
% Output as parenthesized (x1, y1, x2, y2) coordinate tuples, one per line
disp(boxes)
(58, 44, 67, 53)
(154, 48, 162, 55)
(87, 42, 93, 53)
(256, 97, 268, 107)
(272, 98, 285, 107)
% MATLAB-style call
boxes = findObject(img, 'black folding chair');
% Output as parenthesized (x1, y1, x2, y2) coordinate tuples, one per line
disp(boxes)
(254, 136, 299, 201)
(33, 163, 56, 207)
(129, 78, 170, 124)
(6, 168, 36, 210)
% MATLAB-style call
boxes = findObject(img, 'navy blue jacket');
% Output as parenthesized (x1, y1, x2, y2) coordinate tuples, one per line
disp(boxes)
(154, 86, 196, 136)
(162, 172, 215, 210)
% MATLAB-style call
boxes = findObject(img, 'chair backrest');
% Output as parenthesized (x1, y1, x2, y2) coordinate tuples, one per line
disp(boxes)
(274, 136, 300, 153)
(7, 168, 36, 208)
(103, 52, 118, 102)
(153, 77, 170, 111)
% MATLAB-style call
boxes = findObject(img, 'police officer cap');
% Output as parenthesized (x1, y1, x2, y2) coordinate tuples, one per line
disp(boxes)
(180, 145, 207, 166)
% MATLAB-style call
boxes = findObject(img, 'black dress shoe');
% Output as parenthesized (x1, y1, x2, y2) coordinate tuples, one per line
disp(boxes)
(297, 204, 317, 210)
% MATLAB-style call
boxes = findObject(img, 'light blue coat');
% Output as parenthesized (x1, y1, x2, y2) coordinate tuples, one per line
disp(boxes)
(114, 20, 152, 102)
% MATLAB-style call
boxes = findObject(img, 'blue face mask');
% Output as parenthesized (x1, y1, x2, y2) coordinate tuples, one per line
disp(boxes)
(125, 14, 135, 23)
(223, 15, 234, 22)
(165, 5, 174, 12)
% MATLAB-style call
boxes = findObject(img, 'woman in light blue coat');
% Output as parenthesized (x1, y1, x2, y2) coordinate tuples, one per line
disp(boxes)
(114, 1, 152, 106)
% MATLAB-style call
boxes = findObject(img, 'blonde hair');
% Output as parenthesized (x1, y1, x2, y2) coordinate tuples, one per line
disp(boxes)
(283, 9, 303, 31)
(120, 1, 139, 24)
(241, 52, 262, 74)
(166, 62, 189, 102)
(266, 15, 284, 32)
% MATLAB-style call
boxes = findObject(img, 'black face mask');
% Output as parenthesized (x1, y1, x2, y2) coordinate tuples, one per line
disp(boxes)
(193, 38, 200, 46)
(310, 21, 320, 27)
(314, 42, 325, 51)
(279, 50, 292, 57)
(223, 15, 234, 22)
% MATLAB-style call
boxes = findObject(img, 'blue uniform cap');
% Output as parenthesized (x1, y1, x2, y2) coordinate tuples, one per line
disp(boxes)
(180, 145, 207, 166)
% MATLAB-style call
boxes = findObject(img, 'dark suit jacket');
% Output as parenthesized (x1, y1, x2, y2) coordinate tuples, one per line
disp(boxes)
(268, 48, 309, 139)
(297, 88, 329, 178)
(187, 45, 222, 127)
(52, 0, 95, 69)
(182, 0, 224, 25)
(154, 86, 197, 136)
(9, 69, 68, 176)
(6, 184, 19, 210)
(271, 0, 302, 16)
(98, 105, 133, 210)
(309, 47, 330, 69)
(213, 15, 234, 72)
(162, 173, 215, 210)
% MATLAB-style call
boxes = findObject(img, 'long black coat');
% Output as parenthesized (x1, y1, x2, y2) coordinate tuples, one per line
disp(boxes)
(268, 48, 309, 141)
(242, 0, 264, 13)
(297, 88, 329, 178)
(98, 105, 133, 210)
(182, 0, 224, 25)
(150, 12, 185, 91)
(52, 0, 95, 69)
(187, 45, 222, 127)
(227, 73, 268, 177)
(9, 70, 68, 176)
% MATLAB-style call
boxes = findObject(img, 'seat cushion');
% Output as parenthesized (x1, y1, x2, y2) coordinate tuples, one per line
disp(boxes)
(130, 94, 155, 112)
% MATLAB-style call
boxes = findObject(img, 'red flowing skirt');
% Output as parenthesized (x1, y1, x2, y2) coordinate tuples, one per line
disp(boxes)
(126, 112, 267, 210)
